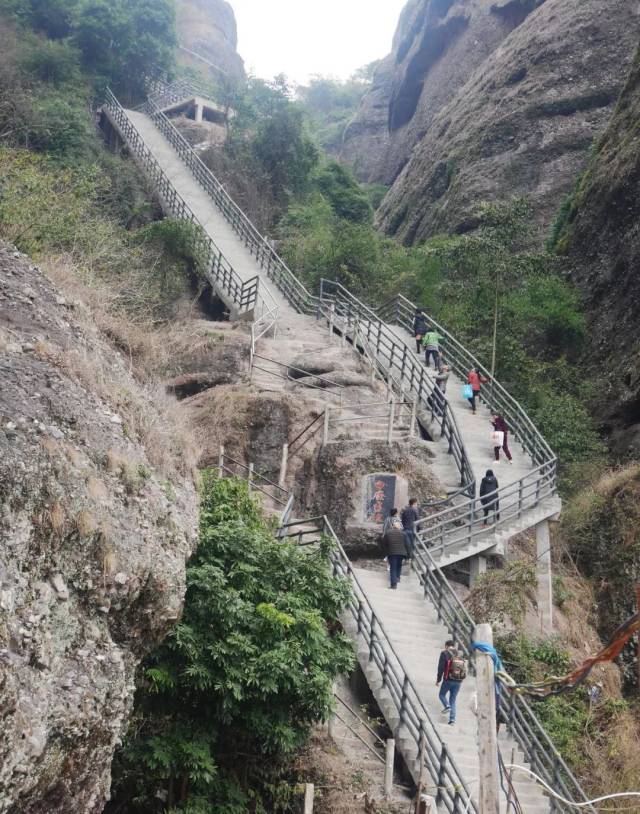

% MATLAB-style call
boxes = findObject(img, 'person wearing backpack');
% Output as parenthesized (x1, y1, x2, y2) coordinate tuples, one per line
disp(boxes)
(436, 640, 467, 725)
(422, 329, 442, 370)
(413, 308, 428, 353)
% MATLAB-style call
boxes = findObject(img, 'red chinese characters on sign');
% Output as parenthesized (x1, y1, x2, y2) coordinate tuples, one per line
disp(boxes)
(365, 474, 396, 524)
(373, 480, 386, 523)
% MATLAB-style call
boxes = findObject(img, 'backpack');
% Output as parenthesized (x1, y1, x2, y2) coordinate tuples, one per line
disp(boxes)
(448, 655, 467, 681)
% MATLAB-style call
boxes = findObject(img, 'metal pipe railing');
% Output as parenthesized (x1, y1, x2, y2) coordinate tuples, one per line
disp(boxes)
(103, 89, 259, 315)
(410, 542, 595, 813)
(277, 514, 479, 813)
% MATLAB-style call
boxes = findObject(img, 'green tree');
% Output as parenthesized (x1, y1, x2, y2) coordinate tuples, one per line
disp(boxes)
(252, 103, 319, 202)
(315, 161, 373, 223)
(109, 477, 353, 813)
(74, 0, 176, 99)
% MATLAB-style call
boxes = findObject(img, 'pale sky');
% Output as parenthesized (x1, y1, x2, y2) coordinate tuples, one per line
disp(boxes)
(231, 0, 407, 85)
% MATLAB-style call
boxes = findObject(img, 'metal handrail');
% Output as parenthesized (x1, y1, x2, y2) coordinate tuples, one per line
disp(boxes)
(288, 412, 325, 457)
(411, 542, 595, 813)
(278, 514, 479, 813)
(103, 89, 259, 314)
(319, 280, 475, 498)
(379, 294, 555, 470)
(143, 99, 320, 315)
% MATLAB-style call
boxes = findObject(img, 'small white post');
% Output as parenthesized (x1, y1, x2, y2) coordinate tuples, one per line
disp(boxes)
(248, 463, 254, 492)
(323, 408, 331, 445)
(384, 738, 395, 797)
(327, 712, 336, 739)
(387, 399, 396, 444)
(409, 398, 417, 438)
(195, 101, 204, 123)
(536, 519, 553, 632)
(328, 303, 335, 342)
(279, 443, 289, 489)
(218, 445, 225, 478)
(303, 783, 314, 814)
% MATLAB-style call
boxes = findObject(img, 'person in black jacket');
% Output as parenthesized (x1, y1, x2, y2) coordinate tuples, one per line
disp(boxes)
(401, 498, 419, 558)
(383, 526, 408, 589)
(413, 308, 428, 353)
(479, 469, 500, 526)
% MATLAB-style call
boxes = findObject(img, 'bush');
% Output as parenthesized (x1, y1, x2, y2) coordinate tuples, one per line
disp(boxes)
(109, 477, 353, 813)
(315, 161, 373, 223)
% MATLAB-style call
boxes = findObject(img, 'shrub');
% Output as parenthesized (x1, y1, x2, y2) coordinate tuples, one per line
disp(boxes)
(109, 476, 353, 813)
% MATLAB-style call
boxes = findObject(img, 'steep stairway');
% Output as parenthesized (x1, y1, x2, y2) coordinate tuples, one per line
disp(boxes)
(350, 566, 551, 813)
(101, 85, 581, 810)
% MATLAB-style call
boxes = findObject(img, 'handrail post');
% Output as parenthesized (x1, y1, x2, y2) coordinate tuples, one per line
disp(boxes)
(279, 443, 289, 489)
(218, 445, 225, 478)
(323, 408, 331, 446)
(400, 674, 409, 723)
(409, 398, 417, 438)
(436, 745, 447, 806)
(248, 463, 254, 492)
(387, 399, 396, 444)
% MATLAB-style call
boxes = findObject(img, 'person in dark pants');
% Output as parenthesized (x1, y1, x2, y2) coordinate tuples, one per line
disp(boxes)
(401, 498, 419, 558)
(467, 368, 488, 414)
(491, 413, 513, 463)
(422, 330, 442, 369)
(479, 469, 500, 525)
(383, 525, 408, 589)
(413, 309, 428, 353)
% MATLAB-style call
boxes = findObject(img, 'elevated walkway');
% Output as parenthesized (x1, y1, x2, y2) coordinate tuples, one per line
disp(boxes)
(99, 84, 589, 812)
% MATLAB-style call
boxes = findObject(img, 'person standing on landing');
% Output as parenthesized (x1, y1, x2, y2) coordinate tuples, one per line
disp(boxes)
(479, 469, 500, 525)
(401, 498, 419, 559)
(491, 413, 513, 463)
(436, 640, 467, 725)
(467, 367, 488, 414)
(422, 329, 442, 370)
(383, 523, 408, 589)
(413, 308, 428, 354)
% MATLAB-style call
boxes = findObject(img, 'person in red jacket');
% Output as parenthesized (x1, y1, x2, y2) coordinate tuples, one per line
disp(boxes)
(467, 368, 488, 414)
(491, 413, 513, 463)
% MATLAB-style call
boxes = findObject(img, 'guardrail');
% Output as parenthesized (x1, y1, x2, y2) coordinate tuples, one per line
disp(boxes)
(318, 280, 475, 498)
(378, 294, 556, 474)
(412, 543, 594, 813)
(143, 99, 319, 315)
(217, 447, 289, 508)
(103, 89, 259, 315)
(277, 515, 478, 813)
(323, 399, 417, 445)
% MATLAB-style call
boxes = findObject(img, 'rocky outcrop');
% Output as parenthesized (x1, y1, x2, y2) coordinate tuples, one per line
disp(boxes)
(342, 0, 638, 244)
(342, 0, 520, 184)
(557, 48, 640, 456)
(175, 0, 245, 81)
(0, 244, 197, 813)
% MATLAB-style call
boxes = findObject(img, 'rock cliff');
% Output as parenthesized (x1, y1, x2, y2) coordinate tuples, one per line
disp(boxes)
(342, 0, 638, 244)
(0, 244, 197, 813)
(175, 0, 245, 80)
(558, 48, 640, 456)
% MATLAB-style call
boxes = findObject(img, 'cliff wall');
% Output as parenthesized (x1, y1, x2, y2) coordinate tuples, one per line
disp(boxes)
(342, 0, 638, 244)
(175, 0, 245, 80)
(559, 48, 640, 456)
(0, 244, 197, 813)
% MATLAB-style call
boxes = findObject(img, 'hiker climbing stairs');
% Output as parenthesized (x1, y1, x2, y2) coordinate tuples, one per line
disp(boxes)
(350, 566, 551, 813)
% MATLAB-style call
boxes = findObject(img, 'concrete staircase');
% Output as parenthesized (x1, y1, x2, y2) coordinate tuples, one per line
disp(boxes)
(101, 88, 572, 809)
(350, 566, 552, 813)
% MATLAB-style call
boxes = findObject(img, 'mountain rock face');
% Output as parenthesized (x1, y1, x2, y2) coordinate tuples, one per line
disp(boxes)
(175, 0, 245, 80)
(559, 49, 640, 457)
(342, 0, 638, 244)
(0, 244, 197, 813)
(341, 0, 522, 185)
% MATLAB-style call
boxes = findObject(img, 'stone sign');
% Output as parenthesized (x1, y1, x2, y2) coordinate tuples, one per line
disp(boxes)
(363, 474, 398, 524)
